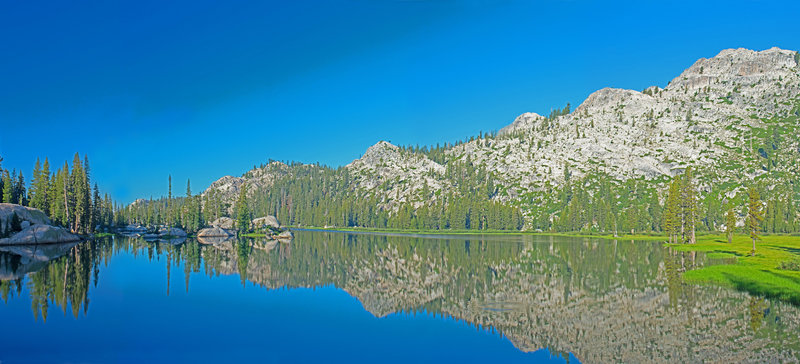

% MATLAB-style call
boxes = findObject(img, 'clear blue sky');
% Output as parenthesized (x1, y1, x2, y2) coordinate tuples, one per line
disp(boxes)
(1, 0, 798, 203)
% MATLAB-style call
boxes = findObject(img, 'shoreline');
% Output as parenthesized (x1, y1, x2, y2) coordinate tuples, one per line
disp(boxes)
(281, 226, 669, 241)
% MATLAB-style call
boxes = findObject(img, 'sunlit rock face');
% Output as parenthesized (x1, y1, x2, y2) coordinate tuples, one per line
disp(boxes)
(201, 161, 292, 213)
(449, 47, 800, 202)
(0, 203, 52, 227)
(0, 225, 81, 245)
(346, 141, 448, 211)
(252, 216, 280, 230)
(210, 217, 235, 230)
(343, 47, 800, 206)
(197, 226, 232, 238)
(194, 48, 800, 220)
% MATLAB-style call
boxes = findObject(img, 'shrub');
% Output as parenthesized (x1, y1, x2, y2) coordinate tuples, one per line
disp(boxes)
(778, 259, 800, 271)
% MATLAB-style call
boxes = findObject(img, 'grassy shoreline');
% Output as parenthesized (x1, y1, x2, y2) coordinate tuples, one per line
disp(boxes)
(284, 226, 668, 240)
(669, 234, 800, 305)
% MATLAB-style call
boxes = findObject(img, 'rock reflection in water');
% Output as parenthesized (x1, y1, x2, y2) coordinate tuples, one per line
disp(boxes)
(0, 242, 79, 281)
(197, 235, 233, 246)
(1, 232, 799, 362)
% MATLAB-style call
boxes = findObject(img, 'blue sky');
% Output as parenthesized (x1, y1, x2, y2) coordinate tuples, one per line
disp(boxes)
(1, 0, 798, 203)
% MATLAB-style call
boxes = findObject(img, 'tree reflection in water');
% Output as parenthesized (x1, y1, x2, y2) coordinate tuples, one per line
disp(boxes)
(1, 231, 799, 362)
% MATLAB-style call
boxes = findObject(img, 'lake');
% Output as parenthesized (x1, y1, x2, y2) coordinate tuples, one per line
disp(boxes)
(1, 230, 799, 363)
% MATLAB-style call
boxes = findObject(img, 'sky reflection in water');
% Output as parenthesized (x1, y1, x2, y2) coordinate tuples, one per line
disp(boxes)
(2, 231, 800, 362)
(0, 232, 575, 363)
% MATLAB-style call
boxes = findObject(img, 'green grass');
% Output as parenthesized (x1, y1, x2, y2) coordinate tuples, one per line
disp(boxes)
(241, 233, 269, 238)
(706, 252, 737, 260)
(669, 234, 800, 305)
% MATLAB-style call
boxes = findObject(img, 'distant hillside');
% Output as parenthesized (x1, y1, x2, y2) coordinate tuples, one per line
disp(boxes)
(198, 47, 800, 232)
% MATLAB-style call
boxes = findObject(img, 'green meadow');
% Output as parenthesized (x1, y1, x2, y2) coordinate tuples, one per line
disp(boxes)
(669, 234, 800, 305)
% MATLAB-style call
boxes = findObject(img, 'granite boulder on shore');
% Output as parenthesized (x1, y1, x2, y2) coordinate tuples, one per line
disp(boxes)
(0, 203, 81, 245)
(252, 216, 281, 230)
(197, 226, 233, 238)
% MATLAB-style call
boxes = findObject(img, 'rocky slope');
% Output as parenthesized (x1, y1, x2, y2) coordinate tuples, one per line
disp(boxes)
(470, 47, 800, 200)
(345, 141, 448, 210)
(201, 47, 800, 223)
(201, 161, 292, 212)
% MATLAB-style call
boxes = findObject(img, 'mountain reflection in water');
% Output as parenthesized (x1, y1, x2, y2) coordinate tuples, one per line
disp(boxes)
(1, 231, 799, 363)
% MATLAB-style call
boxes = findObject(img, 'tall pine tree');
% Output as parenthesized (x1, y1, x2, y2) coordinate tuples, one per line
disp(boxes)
(1, 170, 12, 204)
(725, 202, 736, 244)
(747, 187, 764, 256)
(235, 183, 250, 232)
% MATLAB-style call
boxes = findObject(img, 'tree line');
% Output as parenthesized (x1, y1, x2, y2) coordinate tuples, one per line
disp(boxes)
(119, 176, 204, 233)
(538, 165, 792, 248)
(3, 149, 792, 241)
(0, 153, 117, 234)
(118, 160, 793, 240)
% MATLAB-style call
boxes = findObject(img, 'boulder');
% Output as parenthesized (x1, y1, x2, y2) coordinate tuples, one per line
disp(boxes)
(0, 203, 51, 228)
(159, 227, 187, 237)
(252, 216, 281, 230)
(276, 230, 293, 241)
(197, 226, 232, 237)
(0, 225, 81, 246)
(210, 217, 235, 230)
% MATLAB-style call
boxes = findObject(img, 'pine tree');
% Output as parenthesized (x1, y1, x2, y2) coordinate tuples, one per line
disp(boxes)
(92, 183, 101, 231)
(30, 158, 43, 209)
(0, 156, 3, 203)
(664, 178, 680, 243)
(83, 155, 91, 186)
(747, 187, 764, 256)
(167, 175, 173, 227)
(16, 171, 26, 206)
(40, 158, 50, 214)
(48, 167, 62, 226)
(235, 184, 250, 232)
(29, 158, 48, 212)
(2, 170, 12, 203)
(182, 179, 202, 233)
(725, 202, 736, 244)
(681, 167, 697, 244)
(70, 153, 90, 233)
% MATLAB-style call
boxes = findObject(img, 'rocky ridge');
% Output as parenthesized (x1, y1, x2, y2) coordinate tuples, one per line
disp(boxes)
(201, 161, 292, 214)
(345, 141, 448, 210)
(200, 47, 800, 223)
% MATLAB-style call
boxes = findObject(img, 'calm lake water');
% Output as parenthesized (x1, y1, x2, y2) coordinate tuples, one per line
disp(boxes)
(1, 230, 799, 363)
